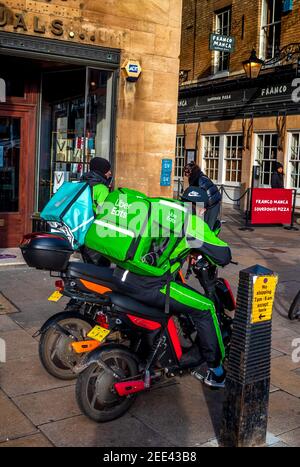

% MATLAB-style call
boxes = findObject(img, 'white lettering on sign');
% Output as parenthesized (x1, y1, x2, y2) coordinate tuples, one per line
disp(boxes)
(178, 99, 188, 107)
(0, 78, 5, 102)
(261, 85, 288, 97)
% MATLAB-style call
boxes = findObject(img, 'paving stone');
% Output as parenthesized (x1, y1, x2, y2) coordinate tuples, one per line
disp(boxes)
(0, 293, 19, 315)
(268, 391, 300, 436)
(279, 427, 300, 447)
(129, 381, 223, 447)
(0, 315, 20, 332)
(14, 385, 79, 426)
(272, 336, 300, 356)
(269, 385, 280, 393)
(0, 390, 38, 443)
(0, 355, 71, 397)
(39, 414, 174, 447)
(269, 442, 290, 447)
(0, 433, 53, 447)
(0, 329, 38, 361)
(271, 356, 300, 398)
(272, 327, 300, 340)
(271, 349, 285, 359)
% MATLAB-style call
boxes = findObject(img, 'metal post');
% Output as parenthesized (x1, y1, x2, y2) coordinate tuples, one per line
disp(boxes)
(220, 265, 278, 447)
(284, 189, 299, 231)
(219, 185, 224, 223)
(239, 188, 254, 231)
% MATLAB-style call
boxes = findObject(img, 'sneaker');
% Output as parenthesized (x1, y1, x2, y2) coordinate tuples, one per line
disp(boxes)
(191, 368, 226, 389)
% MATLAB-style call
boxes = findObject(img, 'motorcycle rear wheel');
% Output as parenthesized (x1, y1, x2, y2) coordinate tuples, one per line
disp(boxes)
(39, 316, 93, 380)
(76, 348, 138, 422)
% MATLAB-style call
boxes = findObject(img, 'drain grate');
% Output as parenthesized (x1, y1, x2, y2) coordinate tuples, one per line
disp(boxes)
(0, 293, 20, 315)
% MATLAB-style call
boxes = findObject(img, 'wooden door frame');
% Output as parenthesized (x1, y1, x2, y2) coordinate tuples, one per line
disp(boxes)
(0, 105, 36, 245)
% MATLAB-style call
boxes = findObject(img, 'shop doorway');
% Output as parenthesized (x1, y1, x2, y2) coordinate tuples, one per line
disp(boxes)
(0, 38, 118, 247)
(0, 107, 36, 247)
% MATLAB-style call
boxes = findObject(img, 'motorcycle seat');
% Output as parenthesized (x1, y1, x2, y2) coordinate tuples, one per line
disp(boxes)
(109, 292, 166, 321)
(66, 262, 116, 288)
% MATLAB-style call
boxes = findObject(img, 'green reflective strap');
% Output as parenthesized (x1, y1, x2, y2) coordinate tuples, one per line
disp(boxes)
(160, 282, 225, 361)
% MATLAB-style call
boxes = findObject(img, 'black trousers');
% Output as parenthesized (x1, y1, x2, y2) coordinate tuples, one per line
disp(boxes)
(204, 203, 221, 231)
(113, 268, 224, 367)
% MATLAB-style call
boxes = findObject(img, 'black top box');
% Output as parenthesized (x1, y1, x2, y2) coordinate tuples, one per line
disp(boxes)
(20, 233, 74, 271)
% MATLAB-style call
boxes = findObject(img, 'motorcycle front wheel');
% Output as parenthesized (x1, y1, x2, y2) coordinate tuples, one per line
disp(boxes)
(39, 316, 93, 380)
(76, 347, 139, 423)
(288, 291, 300, 320)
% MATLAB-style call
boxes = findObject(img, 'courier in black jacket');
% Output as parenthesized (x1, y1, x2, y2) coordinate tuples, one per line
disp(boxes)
(184, 162, 222, 229)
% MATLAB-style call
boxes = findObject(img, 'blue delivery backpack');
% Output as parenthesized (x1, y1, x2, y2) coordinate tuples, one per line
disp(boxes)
(40, 182, 95, 249)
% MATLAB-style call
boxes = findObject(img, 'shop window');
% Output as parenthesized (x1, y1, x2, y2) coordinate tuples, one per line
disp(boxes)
(289, 133, 300, 189)
(260, 0, 282, 60)
(0, 117, 20, 212)
(203, 136, 220, 182)
(38, 67, 113, 211)
(214, 8, 231, 73)
(225, 135, 243, 183)
(256, 133, 278, 187)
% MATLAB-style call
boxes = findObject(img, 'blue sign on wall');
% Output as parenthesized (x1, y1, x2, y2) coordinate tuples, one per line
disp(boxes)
(160, 159, 173, 187)
(282, 0, 293, 13)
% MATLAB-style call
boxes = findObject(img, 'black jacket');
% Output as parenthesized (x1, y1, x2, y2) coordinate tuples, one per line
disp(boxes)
(189, 169, 222, 208)
(80, 170, 109, 187)
(271, 172, 284, 189)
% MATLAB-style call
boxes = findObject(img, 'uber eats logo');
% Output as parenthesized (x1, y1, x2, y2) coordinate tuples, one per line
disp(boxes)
(111, 198, 129, 219)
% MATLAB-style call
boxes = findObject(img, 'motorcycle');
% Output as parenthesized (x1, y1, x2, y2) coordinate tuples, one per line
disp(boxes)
(73, 254, 235, 423)
(20, 233, 117, 380)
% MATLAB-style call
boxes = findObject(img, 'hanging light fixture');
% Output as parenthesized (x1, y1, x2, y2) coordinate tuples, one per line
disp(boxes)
(243, 49, 264, 79)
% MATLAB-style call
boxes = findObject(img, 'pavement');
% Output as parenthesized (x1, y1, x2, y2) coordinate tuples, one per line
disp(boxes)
(0, 205, 299, 447)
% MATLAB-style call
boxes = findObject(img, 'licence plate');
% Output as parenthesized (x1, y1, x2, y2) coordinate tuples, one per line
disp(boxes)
(87, 325, 111, 343)
(48, 291, 63, 302)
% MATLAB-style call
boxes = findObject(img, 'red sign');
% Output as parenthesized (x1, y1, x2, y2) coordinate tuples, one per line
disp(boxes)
(251, 188, 293, 225)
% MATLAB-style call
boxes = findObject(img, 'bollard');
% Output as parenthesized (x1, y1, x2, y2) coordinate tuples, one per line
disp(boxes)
(220, 265, 278, 447)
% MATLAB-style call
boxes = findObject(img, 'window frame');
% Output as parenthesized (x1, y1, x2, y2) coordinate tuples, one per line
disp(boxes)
(287, 132, 300, 190)
(202, 133, 243, 187)
(255, 132, 278, 187)
(224, 134, 243, 184)
(214, 7, 232, 74)
(260, 0, 282, 61)
(175, 134, 185, 180)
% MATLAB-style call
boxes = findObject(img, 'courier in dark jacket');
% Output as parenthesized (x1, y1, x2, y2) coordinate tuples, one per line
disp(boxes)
(271, 162, 284, 189)
(184, 162, 222, 230)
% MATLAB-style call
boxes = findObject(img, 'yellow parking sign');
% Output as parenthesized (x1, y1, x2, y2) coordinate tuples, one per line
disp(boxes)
(251, 275, 278, 324)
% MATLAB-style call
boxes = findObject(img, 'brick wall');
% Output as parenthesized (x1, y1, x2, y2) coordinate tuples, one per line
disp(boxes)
(181, 0, 300, 82)
(1, 0, 183, 198)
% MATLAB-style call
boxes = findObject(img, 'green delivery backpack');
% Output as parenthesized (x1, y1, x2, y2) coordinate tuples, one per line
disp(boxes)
(85, 188, 189, 274)
(85, 188, 150, 262)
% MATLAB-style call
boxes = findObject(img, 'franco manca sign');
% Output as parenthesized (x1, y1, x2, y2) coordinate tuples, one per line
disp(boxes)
(178, 79, 297, 121)
(209, 33, 235, 53)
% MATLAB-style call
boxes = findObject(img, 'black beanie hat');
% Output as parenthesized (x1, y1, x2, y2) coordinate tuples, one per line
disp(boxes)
(90, 157, 111, 175)
(274, 161, 283, 170)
